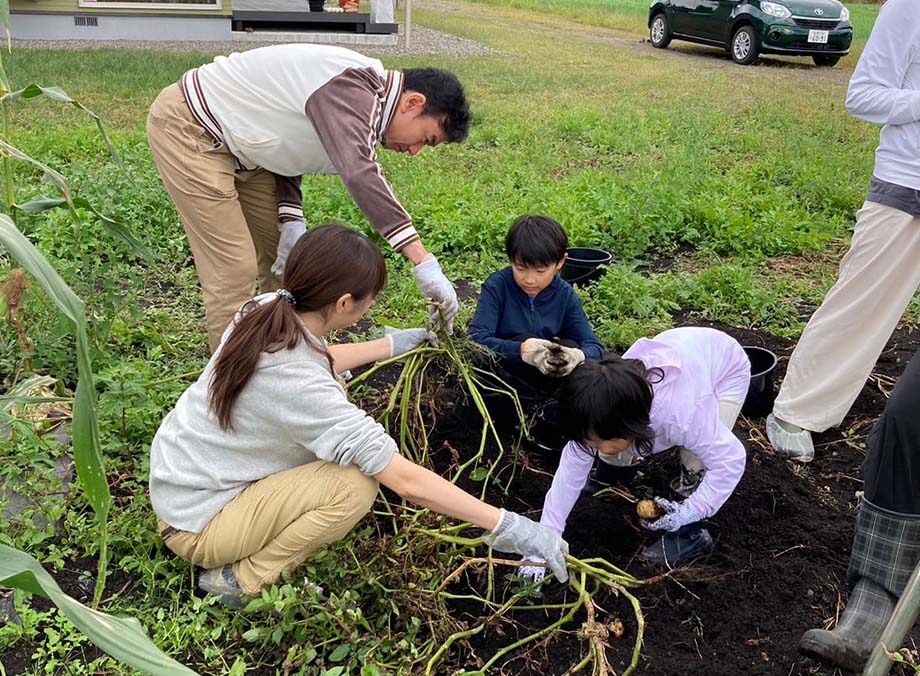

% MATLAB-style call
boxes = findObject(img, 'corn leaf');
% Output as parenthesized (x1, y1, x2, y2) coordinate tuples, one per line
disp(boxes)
(0, 212, 110, 521)
(0, 137, 75, 209)
(17, 194, 154, 261)
(0, 544, 199, 675)
(0, 374, 60, 413)
(4, 84, 128, 177)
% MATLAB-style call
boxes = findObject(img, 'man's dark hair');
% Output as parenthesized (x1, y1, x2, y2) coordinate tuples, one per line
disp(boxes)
(505, 215, 569, 268)
(559, 356, 663, 457)
(403, 67, 471, 143)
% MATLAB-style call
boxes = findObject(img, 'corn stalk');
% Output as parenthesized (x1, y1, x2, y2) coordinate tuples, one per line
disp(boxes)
(0, 7, 145, 606)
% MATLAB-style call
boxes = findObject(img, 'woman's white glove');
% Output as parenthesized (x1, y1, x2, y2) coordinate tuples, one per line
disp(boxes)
(521, 339, 585, 377)
(271, 220, 308, 275)
(482, 510, 569, 582)
(640, 498, 702, 532)
(412, 255, 459, 332)
(519, 557, 547, 583)
(384, 327, 436, 358)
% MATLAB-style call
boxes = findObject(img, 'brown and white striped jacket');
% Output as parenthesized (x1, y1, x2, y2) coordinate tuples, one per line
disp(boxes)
(180, 44, 418, 252)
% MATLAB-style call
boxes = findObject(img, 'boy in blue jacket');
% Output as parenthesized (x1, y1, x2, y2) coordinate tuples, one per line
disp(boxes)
(469, 215, 605, 448)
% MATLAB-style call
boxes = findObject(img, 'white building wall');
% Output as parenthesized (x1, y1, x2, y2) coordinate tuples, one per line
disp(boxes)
(11, 13, 232, 41)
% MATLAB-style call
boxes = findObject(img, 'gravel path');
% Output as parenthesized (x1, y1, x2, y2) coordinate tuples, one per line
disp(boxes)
(10, 18, 496, 57)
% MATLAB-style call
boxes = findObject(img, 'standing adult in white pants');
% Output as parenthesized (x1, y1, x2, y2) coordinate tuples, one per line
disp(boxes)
(767, 0, 920, 462)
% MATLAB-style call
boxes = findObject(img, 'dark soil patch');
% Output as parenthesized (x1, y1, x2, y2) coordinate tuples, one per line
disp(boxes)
(426, 319, 920, 675)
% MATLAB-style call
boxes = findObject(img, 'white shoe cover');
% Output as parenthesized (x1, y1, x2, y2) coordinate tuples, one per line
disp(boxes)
(765, 413, 815, 463)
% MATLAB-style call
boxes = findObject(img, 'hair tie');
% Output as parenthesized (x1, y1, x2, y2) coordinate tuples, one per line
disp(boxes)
(276, 289, 296, 306)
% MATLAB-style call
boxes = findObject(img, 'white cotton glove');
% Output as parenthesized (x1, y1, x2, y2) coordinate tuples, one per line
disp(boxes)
(412, 255, 459, 332)
(640, 498, 702, 533)
(519, 557, 547, 583)
(521, 339, 586, 377)
(482, 510, 569, 583)
(384, 326, 437, 358)
(271, 220, 307, 276)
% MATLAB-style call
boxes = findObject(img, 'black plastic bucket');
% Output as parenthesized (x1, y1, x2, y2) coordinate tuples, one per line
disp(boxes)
(308, 0, 324, 10)
(741, 346, 777, 418)
(561, 247, 612, 287)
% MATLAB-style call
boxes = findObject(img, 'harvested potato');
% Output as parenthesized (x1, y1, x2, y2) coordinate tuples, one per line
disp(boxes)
(636, 499, 663, 520)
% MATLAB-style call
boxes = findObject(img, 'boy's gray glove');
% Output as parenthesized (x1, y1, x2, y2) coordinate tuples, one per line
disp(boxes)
(412, 255, 459, 332)
(482, 509, 569, 582)
(271, 219, 307, 276)
(384, 327, 436, 358)
(521, 339, 585, 377)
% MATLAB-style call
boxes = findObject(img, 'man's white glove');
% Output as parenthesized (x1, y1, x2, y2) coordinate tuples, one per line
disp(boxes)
(521, 339, 585, 377)
(384, 326, 437, 358)
(271, 220, 308, 276)
(412, 255, 459, 332)
(640, 498, 702, 533)
(519, 557, 547, 583)
(482, 510, 569, 583)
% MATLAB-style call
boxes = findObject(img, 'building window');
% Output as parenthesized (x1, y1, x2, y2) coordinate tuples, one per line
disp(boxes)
(78, 0, 222, 10)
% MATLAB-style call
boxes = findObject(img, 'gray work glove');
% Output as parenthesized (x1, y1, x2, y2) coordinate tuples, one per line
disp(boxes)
(412, 255, 459, 333)
(384, 326, 436, 358)
(271, 220, 307, 276)
(482, 510, 569, 583)
(521, 339, 586, 377)
(640, 497, 702, 533)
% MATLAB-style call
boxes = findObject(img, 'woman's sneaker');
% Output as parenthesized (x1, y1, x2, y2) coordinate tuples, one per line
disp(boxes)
(198, 564, 243, 609)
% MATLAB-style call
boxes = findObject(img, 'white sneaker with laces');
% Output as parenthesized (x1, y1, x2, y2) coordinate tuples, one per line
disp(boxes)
(765, 413, 815, 462)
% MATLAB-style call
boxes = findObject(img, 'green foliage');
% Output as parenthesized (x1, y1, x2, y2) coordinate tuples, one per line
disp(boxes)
(0, 544, 198, 674)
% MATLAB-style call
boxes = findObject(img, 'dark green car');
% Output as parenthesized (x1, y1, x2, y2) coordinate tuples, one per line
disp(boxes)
(648, 0, 853, 66)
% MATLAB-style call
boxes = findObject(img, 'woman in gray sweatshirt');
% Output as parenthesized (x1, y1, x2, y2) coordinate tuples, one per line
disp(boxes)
(149, 223, 568, 607)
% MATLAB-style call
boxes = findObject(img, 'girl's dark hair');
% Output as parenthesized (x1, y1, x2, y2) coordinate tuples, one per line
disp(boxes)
(505, 215, 568, 268)
(209, 223, 387, 431)
(559, 355, 663, 457)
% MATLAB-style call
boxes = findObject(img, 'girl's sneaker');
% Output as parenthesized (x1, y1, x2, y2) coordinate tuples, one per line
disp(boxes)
(640, 523, 713, 568)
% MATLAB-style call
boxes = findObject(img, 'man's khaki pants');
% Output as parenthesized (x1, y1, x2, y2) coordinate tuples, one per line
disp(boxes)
(774, 201, 920, 433)
(160, 462, 378, 595)
(147, 83, 282, 352)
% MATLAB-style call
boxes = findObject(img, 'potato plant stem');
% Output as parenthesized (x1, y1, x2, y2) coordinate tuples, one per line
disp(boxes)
(479, 570, 588, 672)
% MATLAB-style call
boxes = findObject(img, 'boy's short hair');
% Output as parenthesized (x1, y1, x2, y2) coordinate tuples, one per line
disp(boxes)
(403, 68, 471, 144)
(559, 356, 660, 456)
(505, 215, 569, 268)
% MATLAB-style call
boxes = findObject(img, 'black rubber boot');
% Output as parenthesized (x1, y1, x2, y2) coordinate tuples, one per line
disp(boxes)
(799, 498, 920, 672)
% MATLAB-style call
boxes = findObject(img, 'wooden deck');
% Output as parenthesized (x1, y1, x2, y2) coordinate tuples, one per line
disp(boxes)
(232, 0, 397, 34)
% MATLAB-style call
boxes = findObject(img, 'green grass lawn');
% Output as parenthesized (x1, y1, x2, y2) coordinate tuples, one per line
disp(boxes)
(0, 0, 903, 673)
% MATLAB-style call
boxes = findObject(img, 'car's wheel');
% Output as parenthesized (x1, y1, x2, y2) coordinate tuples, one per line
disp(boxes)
(650, 12, 671, 49)
(813, 55, 840, 67)
(730, 25, 759, 65)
